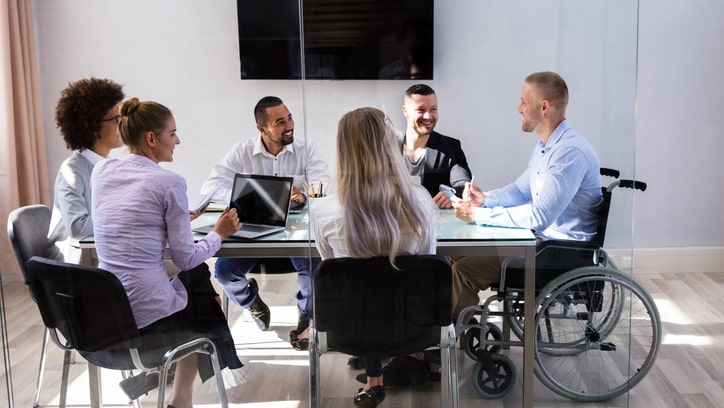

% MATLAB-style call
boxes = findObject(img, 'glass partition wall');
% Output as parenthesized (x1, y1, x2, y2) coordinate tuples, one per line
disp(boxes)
(300, 0, 641, 406)
(13, 0, 642, 406)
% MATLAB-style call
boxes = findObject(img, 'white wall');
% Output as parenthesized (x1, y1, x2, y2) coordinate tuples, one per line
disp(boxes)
(635, 0, 724, 248)
(32, 0, 724, 250)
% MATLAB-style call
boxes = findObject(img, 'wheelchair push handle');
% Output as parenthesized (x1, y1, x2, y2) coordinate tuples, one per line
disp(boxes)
(609, 179, 647, 192)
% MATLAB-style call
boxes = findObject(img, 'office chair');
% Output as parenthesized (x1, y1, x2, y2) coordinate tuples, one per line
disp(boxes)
(25, 256, 229, 408)
(7, 205, 67, 407)
(309, 255, 459, 408)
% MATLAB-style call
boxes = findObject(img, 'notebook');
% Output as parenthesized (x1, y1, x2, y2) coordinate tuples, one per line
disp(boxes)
(194, 173, 294, 239)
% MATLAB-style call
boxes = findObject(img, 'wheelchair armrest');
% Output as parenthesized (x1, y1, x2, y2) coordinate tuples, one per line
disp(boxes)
(536, 239, 599, 255)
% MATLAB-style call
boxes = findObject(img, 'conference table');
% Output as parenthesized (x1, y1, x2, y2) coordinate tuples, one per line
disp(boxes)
(79, 208, 537, 407)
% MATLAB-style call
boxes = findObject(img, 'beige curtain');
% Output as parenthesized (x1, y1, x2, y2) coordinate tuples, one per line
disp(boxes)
(1, 0, 49, 281)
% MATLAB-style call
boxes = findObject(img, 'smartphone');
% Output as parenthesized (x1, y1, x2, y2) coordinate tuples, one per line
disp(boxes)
(439, 184, 456, 200)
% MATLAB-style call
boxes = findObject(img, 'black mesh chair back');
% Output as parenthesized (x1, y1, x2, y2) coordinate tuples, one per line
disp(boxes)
(309, 254, 459, 407)
(26, 256, 140, 356)
(25, 256, 229, 407)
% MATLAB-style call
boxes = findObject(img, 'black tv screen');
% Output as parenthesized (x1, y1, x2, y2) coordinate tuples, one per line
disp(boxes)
(237, 0, 434, 80)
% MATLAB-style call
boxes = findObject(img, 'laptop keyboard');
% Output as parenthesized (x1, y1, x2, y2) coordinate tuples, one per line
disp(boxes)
(241, 224, 274, 233)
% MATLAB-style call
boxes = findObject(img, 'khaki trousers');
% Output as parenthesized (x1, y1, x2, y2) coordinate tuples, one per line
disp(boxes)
(450, 255, 507, 319)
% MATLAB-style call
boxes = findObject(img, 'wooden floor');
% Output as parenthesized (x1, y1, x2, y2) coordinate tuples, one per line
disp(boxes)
(2, 267, 724, 407)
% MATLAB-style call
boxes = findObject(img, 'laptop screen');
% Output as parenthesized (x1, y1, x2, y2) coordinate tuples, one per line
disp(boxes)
(230, 173, 293, 226)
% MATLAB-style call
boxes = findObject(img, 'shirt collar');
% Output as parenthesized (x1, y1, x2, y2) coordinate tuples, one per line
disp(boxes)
(79, 148, 104, 165)
(540, 119, 570, 150)
(252, 136, 295, 157)
(125, 153, 160, 168)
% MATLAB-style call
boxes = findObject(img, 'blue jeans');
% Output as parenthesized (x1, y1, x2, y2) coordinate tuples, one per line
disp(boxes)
(214, 257, 317, 312)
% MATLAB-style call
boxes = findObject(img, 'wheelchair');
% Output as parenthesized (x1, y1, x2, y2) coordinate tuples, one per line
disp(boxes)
(455, 169, 662, 402)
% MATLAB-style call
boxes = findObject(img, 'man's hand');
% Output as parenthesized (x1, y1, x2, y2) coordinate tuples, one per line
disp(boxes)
(291, 186, 306, 205)
(463, 182, 486, 207)
(452, 199, 476, 222)
(432, 191, 456, 209)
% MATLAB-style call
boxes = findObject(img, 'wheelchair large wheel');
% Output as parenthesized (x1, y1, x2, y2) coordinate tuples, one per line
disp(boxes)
(536, 275, 625, 357)
(463, 322, 504, 361)
(532, 266, 661, 402)
(506, 284, 624, 357)
(471, 353, 517, 399)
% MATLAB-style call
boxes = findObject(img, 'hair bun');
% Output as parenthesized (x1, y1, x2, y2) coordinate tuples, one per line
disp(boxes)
(120, 97, 141, 116)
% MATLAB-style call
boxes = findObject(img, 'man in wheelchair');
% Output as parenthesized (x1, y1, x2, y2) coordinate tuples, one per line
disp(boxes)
(450, 71, 602, 319)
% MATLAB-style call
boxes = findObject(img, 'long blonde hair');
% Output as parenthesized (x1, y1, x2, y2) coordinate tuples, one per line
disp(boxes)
(336, 107, 433, 264)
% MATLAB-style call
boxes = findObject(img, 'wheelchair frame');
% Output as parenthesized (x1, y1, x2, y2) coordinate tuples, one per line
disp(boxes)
(455, 171, 662, 402)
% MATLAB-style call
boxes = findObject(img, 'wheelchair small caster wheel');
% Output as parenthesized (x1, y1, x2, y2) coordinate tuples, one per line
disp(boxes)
(463, 322, 504, 361)
(471, 353, 517, 399)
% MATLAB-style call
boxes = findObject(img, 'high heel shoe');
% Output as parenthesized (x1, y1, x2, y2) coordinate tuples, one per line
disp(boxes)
(353, 385, 385, 407)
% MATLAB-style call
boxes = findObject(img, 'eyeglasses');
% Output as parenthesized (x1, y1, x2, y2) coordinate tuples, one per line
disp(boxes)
(102, 115, 122, 125)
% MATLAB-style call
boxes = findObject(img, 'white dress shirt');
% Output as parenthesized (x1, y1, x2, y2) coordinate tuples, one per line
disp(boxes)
(201, 136, 332, 202)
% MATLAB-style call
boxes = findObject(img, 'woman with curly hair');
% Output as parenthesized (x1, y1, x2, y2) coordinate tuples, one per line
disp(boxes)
(50, 77, 124, 262)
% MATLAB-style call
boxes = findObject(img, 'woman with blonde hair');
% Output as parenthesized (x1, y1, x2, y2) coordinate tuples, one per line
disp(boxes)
(310, 107, 437, 407)
(91, 98, 243, 408)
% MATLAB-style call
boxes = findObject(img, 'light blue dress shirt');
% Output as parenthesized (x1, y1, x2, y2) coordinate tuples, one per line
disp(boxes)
(474, 119, 603, 241)
(49, 149, 104, 263)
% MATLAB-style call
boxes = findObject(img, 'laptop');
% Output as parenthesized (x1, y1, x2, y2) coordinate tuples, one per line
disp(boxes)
(194, 173, 294, 239)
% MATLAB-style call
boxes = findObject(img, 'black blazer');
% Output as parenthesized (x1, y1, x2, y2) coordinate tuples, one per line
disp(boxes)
(399, 131, 472, 197)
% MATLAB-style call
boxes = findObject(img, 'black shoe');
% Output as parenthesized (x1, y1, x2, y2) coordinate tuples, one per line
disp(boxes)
(289, 329, 309, 351)
(353, 385, 385, 407)
(119, 372, 159, 400)
(422, 349, 441, 366)
(355, 356, 437, 386)
(247, 278, 270, 331)
(289, 309, 311, 351)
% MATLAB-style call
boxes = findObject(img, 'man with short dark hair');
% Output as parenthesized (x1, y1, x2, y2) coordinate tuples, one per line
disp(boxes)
(201, 96, 331, 350)
(400, 84, 472, 208)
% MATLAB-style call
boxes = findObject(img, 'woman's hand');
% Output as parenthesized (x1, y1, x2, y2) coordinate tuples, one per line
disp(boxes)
(213, 208, 242, 239)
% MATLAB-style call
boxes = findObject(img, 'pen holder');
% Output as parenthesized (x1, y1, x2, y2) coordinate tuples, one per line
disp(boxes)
(307, 180, 328, 198)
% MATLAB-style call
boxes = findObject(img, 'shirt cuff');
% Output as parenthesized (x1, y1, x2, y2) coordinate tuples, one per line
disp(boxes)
(204, 230, 223, 248)
(482, 191, 496, 208)
(473, 207, 494, 224)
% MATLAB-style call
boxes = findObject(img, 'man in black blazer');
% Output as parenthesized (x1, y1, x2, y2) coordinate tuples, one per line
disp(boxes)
(399, 84, 472, 208)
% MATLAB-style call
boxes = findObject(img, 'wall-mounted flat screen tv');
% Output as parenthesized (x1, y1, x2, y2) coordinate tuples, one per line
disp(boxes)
(237, 0, 434, 80)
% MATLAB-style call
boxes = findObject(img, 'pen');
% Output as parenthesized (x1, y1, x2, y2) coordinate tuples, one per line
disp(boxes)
(464, 175, 475, 201)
